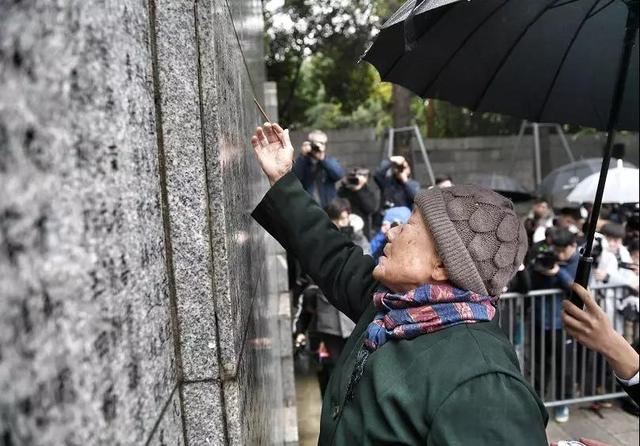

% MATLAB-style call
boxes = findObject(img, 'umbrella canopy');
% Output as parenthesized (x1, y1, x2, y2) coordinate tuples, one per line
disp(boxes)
(567, 159, 640, 204)
(538, 158, 637, 208)
(363, 0, 639, 131)
(362, 0, 639, 302)
(465, 173, 532, 202)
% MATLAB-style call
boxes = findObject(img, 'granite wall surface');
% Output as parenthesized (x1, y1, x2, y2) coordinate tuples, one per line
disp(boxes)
(0, 0, 293, 445)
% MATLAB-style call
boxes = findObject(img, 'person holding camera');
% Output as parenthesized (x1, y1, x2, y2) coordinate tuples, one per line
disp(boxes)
(373, 155, 420, 209)
(531, 227, 580, 291)
(529, 227, 580, 423)
(293, 129, 345, 207)
(337, 168, 377, 238)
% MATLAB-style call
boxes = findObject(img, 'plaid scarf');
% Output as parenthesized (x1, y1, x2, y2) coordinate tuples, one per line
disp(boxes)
(364, 283, 496, 352)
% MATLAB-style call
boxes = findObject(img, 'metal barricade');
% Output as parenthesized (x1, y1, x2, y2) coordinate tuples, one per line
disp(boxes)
(498, 284, 637, 407)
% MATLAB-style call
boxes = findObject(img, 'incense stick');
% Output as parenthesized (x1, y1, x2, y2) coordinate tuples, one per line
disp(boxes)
(253, 97, 285, 146)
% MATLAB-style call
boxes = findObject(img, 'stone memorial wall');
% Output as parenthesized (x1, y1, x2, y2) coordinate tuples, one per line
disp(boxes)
(0, 0, 293, 444)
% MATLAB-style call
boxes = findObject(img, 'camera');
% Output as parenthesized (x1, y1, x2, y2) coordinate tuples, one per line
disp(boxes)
(345, 168, 369, 188)
(619, 261, 639, 271)
(346, 175, 360, 186)
(310, 142, 322, 153)
(531, 243, 557, 272)
(392, 160, 405, 171)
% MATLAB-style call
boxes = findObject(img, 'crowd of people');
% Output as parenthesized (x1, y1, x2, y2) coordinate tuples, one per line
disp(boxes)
(520, 198, 639, 422)
(289, 128, 639, 422)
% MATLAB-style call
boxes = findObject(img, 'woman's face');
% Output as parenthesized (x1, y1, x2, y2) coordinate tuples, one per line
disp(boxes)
(372, 209, 448, 293)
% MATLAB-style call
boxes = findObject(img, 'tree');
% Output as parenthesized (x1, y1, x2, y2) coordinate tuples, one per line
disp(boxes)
(264, 0, 527, 138)
(264, 0, 383, 128)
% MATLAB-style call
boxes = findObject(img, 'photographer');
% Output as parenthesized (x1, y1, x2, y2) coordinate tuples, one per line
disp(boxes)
(293, 129, 345, 207)
(530, 227, 580, 423)
(530, 226, 581, 310)
(373, 155, 420, 209)
(337, 168, 377, 238)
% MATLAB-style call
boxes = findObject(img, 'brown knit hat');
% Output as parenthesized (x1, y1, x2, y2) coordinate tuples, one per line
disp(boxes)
(414, 185, 528, 297)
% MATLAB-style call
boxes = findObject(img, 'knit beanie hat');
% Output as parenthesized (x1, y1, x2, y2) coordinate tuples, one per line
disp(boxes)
(414, 185, 528, 297)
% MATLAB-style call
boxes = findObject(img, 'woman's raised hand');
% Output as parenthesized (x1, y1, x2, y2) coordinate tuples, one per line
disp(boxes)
(250, 123, 294, 186)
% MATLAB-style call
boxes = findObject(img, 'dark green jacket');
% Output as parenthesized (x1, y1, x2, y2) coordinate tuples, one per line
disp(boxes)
(252, 172, 548, 446)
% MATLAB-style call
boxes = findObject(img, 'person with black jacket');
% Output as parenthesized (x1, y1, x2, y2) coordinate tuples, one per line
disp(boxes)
(337, 168, 377, 238)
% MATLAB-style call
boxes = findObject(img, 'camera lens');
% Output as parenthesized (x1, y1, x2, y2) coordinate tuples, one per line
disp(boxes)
(347, 175, 359, 185)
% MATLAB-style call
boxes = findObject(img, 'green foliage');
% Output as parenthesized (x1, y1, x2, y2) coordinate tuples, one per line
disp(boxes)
(265, 0, 383, 129)
(300, 60, 392, 131)
(264, 0, 545, 137)
(407, 97, 521, 137)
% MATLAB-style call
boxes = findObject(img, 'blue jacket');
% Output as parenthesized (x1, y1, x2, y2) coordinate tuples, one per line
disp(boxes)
(293, 154, 345, 207)
(370, 207, 412, 264)
(369, 232, 386, 264)
(532, 249, 580, 330)
(373, 159, 420, 208)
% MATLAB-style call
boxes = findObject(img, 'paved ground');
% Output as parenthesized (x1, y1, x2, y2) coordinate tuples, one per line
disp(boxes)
(295, 369, 638, 446)
(546, 404, 639, 446)
(295, 372, 322, 446)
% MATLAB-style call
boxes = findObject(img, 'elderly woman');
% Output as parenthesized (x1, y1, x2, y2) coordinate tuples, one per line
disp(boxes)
(250, 124, 548, 445)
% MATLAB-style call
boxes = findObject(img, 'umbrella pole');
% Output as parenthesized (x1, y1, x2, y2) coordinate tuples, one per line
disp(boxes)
(569, 130, 616, 306)
(569, 4, 638, 307)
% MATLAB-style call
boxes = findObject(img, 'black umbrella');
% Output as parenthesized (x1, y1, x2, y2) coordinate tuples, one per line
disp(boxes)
(539, 158, 637, 208)
(465, 173, 533, 202)
(362, 0, 639, 306)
